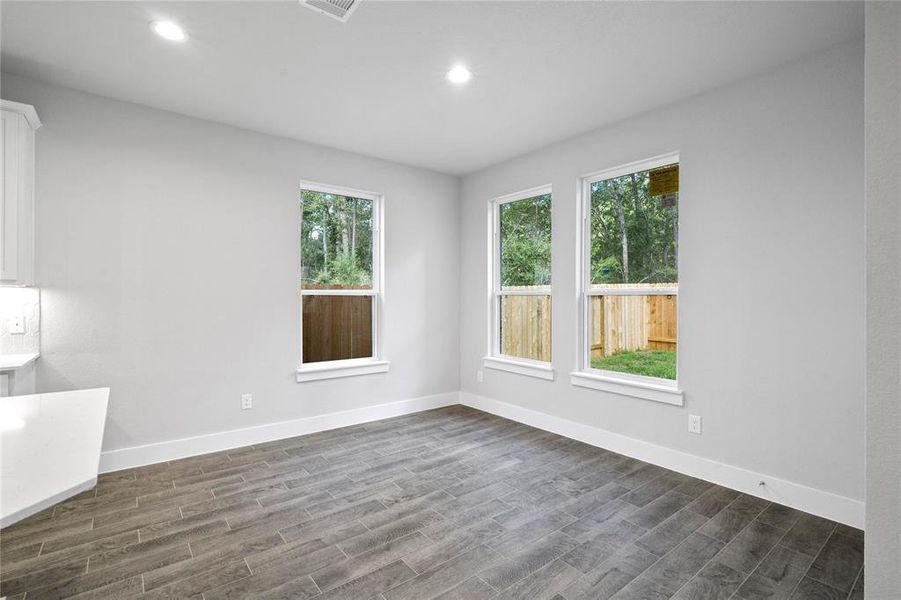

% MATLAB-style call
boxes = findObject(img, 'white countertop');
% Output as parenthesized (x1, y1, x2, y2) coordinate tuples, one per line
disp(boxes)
(1, 387, 110, 527)
(0, 352, 40, 372)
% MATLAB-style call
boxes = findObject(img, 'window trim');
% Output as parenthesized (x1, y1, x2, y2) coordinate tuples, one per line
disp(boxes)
(483, 184, 555, 381)
(574, 153, 683, 405)
(296, 358, 390, 383)
(296, 180, 387, 382)
(484, 356, 554, 381)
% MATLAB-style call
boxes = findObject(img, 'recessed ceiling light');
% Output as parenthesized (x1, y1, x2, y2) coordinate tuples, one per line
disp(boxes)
(150, 20, 186, 42)
(446, 65, 472, 84)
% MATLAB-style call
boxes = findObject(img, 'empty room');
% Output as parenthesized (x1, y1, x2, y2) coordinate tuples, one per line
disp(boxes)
(0, 1, 898, 599)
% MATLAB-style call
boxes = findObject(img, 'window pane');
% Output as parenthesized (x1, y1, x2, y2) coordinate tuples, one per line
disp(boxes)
(589, 293, 677, 380)
(590, 165, 678, 285)
(499, 294, 551, 362)
(499, 194, 552, 289)
(301, 190, 373, 290)
(302, 295, 372, 363)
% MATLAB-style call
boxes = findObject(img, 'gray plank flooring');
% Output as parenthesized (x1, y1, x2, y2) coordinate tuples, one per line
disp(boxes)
(0, 406, 864, 599)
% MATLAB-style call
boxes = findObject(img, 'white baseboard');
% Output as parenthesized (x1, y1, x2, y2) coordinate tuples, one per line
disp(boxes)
(1, 477, 96, 528)
(99, 392, 459, 473)
(97, 389, 864, 529)
(460, 392, 865, 529)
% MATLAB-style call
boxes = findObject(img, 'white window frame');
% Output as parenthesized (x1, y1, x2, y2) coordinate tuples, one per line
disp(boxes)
(483, 184, 554, 381)
(296, 180, 388, 383)
(571, 153, 683, 405)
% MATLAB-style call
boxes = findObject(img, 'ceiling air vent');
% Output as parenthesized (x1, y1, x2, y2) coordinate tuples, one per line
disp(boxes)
(300, 0, 359, 22)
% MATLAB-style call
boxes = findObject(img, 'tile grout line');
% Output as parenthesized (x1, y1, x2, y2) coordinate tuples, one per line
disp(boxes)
(724, 515, 802, 600)
(846, 563, 864, 600)
(785, 524, 843, 599)
(611, 490, 776, 600)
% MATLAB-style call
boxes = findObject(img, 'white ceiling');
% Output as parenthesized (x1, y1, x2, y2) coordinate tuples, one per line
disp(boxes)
(1, 1, 862, 175)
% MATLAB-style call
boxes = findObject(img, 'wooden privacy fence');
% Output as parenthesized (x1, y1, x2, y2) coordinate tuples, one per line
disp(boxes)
(302, 295, 372, 363)
(499, 283, 677, 362)
(590, 289, 677, 359)
(500, 294, 552, 362)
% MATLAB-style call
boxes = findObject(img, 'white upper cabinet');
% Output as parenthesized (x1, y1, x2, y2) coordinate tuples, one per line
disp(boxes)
(1, 100, 41, 286)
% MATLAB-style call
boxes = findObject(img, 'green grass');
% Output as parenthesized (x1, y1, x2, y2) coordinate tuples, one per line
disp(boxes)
(591, 349, 676, 380)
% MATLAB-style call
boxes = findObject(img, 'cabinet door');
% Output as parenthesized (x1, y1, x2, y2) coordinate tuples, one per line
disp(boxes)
(1, 110, 21, 281)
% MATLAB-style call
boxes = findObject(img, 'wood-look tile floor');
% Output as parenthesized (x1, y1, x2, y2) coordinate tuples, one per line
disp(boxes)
(0, 406, 864, 600)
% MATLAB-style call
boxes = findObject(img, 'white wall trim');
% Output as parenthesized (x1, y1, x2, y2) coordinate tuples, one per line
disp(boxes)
(97, 389, 864, 529)
(483, 356, 554, 381)
(460, 391, 864, 529)
(99, 391, 459, 473)
(295, 359, 390, 382)
(570, 370, 683, 406)
(0, 99, 42, 129)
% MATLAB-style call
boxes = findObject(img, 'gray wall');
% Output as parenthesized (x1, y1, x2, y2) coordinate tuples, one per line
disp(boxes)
(865, 2, 901, 596)
(1, 38, 871, 526)
(459, 41, 865, 504)
(0, 73, 461, 452)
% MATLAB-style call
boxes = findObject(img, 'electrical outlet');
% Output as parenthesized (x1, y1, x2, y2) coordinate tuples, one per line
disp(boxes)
(241, 393, 253, 410)
(688, 414, 702, 434)
(9, 315, 25, 334)
(476, 370, 483, 383)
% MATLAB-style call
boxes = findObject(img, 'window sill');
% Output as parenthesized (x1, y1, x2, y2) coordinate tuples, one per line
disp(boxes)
(483, 356, 554, 381)
(296, 359, 390, 383)
(570, 370, 683, 406)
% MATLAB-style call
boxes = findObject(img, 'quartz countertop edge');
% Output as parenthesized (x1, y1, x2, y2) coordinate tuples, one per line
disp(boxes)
(1, 387, 110, 527)
(0, 352, 40, 371)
